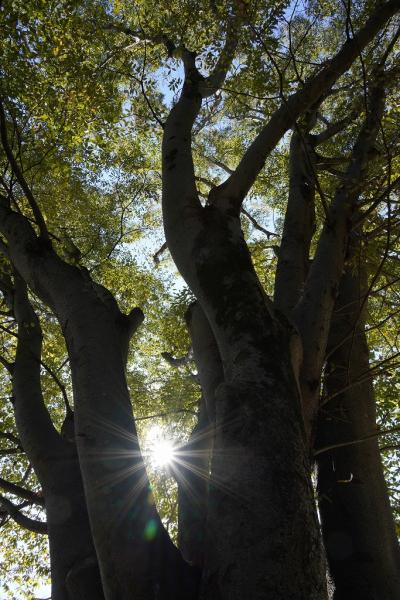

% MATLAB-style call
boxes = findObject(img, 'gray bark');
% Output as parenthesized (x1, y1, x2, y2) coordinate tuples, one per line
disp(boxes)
(0, 207, 198, 600)
(274, 127, 316, 315)
(176, 303, 223, 566)
(163, 168, 328, 598)
(316, 261, 400, 600)
(4, 274, 103, 600)
(293, 80, 386, 431)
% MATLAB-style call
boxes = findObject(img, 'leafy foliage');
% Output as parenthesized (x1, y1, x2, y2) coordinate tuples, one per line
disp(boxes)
(0, 0, 399, 595)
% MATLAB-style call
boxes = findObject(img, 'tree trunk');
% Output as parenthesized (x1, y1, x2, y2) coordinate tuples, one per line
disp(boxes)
(274, 128, 316, 316)
(164, 199, 328, 599)
(45, 444, 104, 600)
(176, 303, 224, 567)
(60, 280, 198, 600)
(316, 264, 400, 600)
(176, 397, 210, 567)
(0, 208, 198, 600)
(8, 275, 103, 600)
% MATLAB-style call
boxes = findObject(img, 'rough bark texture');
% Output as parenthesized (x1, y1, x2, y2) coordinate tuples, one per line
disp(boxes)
(316, 264, 400, 600)
(164, 197, 327, 599)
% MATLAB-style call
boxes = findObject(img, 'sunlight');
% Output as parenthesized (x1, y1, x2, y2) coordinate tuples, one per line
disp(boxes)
(152, 438, 175, 467)
(146, 425, 176, 469)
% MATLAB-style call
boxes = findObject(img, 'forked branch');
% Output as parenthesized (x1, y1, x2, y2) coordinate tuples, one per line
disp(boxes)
(214, 0, 400, 209)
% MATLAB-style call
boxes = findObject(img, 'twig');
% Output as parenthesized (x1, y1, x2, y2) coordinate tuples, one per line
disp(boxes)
(314, 425, 400, 456)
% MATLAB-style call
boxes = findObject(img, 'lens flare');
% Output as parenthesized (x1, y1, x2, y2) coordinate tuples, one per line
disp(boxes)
(151, 438, 175, 467)
(146, 425, 176, 469)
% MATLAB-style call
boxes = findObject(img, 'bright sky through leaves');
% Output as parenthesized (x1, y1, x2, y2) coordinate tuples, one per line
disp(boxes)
(145, 425, 176, 469)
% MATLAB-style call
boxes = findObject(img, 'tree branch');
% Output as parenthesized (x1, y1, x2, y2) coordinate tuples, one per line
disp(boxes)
(313, 110, 359, 144)
(0, 99, 50, 242)
(162, 5, 243, 257)
(0, 431, 20, 446)
(0, 494, 47, 533)
(197, 10, 242, 99)
(9, 273, 64, 459)
(314, 425, 400, 457)
(293, 71, 388, 422)
(0, 476, 44, 506)
(213, 0, 400, 209)
(240, 207, 278, 239)
(153, 241, 168, 264)
(274, 122, 317, 315)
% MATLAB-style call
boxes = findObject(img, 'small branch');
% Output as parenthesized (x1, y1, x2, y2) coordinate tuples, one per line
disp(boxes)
(0, 494, 47, 533)
(353, 175, 400, 226)
(153, 241, 168, 264)
(0, 431, 21, 446)
(379, 443, 400, 452)
(0, 99, 49, 241)
(126, 307, 145, 339)
(197, 10, 242, 98)
(0, 355, 14, 375)
(313, 108, 360, 144)
(161, 350, 192, 367)
(203, 155, 234, 175)
(314, 425, 400, 457)
(0, 477, 44, 506)
(240, 208, 278, 239)
(102, 22, 175, 57)
(0, 446, 24, 455)
(135, 408, 197, 422)
(40, 359, 71, 414)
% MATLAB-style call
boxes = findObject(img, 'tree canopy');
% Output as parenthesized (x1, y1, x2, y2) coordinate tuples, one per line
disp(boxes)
(0, 1, 399, 599)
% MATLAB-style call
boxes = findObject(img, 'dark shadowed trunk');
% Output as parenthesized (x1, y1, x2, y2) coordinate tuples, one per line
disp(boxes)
(193, 243, 326, 600)
(175, 302, 224, 567)
(1, 274, 103, 600)
(0, 207, 199, 600)
(161, 7, 400, 596)
(176, 396, 210, 567)
(316, 261, 400, 600)
(61, 283, 198, 600)
(163, 121, 328, 598)
(1, 2, 400, 598)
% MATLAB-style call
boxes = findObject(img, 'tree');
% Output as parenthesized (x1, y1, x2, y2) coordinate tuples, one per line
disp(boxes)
(0, 1, 399, 599)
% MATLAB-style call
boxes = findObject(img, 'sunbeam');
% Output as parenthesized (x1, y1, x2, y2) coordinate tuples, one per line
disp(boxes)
(145, 425, 176, 469)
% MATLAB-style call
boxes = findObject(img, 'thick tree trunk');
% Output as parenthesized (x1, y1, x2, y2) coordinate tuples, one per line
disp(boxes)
(8, 276, 103, 600)
(0, 209, 198, 600)
(176, 397, 211, 567)
(60, 282, 199, 600)
(199, 322, 326, 600)
(164, 201, 328, 599)
(316, 266, 400, 600)
(45, 446, 104, 600)
(161, 16, 398, 594)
